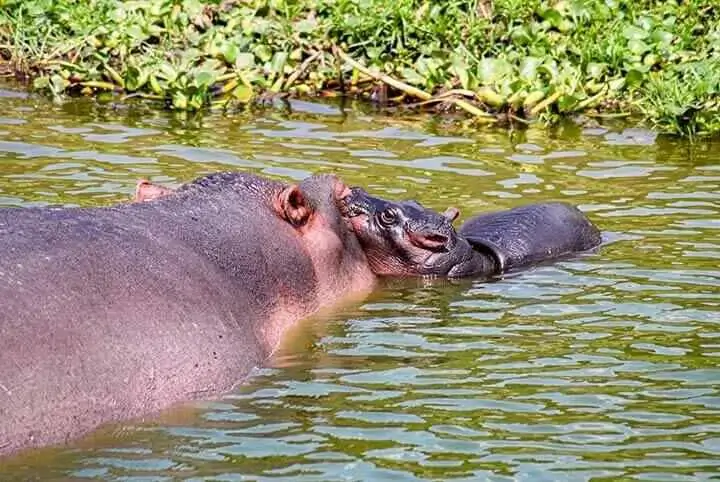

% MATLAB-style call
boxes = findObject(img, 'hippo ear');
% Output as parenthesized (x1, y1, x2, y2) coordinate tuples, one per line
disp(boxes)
(443, 207, 460, 223)
(133, 180, 176, 203)
(275, 185, 311, 227)
(408, 230, 449, 251)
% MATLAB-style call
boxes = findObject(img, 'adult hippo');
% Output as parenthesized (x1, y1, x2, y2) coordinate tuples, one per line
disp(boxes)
(343, 187, 602, 277)
(0, 172, 375, 457)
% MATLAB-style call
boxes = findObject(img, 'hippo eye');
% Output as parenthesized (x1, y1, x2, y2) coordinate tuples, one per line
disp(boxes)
(378, 209, 398, 226)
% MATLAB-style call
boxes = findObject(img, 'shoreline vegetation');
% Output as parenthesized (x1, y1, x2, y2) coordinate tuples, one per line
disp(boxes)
(0, 0, 718, 137)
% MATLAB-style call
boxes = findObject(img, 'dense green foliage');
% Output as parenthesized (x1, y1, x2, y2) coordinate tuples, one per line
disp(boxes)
(1, 0, 718, 136)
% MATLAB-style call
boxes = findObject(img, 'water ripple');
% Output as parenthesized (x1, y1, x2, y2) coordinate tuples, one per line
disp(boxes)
(0, 82, 718, 481)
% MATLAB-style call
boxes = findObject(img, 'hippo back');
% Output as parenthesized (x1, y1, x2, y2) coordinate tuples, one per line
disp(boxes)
(458, 202, 602, 272)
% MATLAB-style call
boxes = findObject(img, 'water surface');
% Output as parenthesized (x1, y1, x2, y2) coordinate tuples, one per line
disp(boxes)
(1, 85, 719, 481)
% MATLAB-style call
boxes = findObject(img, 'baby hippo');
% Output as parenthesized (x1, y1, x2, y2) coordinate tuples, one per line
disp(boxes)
(343, 187, 602, 277)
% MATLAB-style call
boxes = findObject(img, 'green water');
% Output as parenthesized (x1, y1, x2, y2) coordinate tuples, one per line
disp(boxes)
(1, 84, 719, 481)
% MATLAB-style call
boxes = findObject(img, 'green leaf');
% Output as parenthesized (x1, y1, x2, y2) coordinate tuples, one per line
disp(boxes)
(194, 69, 217, 89)
(254, 45, 272, 63)
(294, 18, 317, 34)
(270, 51, 288, 75)
(477, 57, 512, 85)
(235, 52, 255, 70)
(628, 39, 650, 55)
(233, 84, 254, 102)
(625, 68, 645, 87)
(401, 67, 425, 86)
(519, 57, 542, 82)
(608, 77, 625, 92)
(222, 42, 239, 64)
(32, 76, 49, 90)
(651, 30, 673, 46)
(587, 62, 607, 80)
(157, 62, 177, 82)
(172, 91, 187, 109)
(450, 56, 470, 89)
(50, 74, 68, 95)
(557, 93, 578, 112)
(623, 25, 648, 40)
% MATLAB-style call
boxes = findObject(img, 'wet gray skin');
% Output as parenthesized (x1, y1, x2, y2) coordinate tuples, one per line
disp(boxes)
(343, 187, 497, 278)
(344, 187, 602, 278)
(0, 171, 376, 457)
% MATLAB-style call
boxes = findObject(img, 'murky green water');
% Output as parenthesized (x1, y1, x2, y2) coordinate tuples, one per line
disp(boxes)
(1, 83, 719, 481)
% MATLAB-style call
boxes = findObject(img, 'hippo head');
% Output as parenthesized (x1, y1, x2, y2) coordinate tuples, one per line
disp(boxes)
(342, 188, 496, 278)
(133, 173, 376, 299)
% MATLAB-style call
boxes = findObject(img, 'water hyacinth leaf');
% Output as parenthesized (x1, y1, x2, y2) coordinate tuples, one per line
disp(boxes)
(538, 60, 559, 81)
(50, 74, 68, 95)
(644, 53, 660, 67)
(294, 18, 317, 34)
(557, 19, 574, 33)
(557, 93, 579, 112)
(172, 91, 188, 109)
(587, 62, 607, 80)
(194, 69, 217, 89)
(270, 52, 288, 75)
(149, 75, 163, 94)
(584, 80, 604, 94)
(233, 84, 254, 103)
(519, 57, 542, 82)
(189, 93, 204, 110)
(32, 76, 49, 90)
(626, 67, 647, 87)
(366, 47, 382, 60)
(541, 8, 563, 29)
(624, 25, 648, 40)
(289, 49, 303, 61)
(235, 53, 255, 70)
(450, 56, 470, 90)
(478, 57, 512, 85)
(477, 86, 505, 107)
(628, 39, 650, 55)
(222, 42, 239, 64)
(415, 57, 437, 79)
(157, 62, 177, 82)
(254, 45, 272, 63)
(651, 30, 674, 46)
(523, 89, 546, 109)
(401, 67, 424, 86)
(609, 77, 626, 92)
(126, 24, 146, 42)
(124, 66, 148, 91)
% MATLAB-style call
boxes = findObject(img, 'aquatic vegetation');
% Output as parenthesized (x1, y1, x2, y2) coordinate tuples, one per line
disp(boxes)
(0, 0, 718, 136)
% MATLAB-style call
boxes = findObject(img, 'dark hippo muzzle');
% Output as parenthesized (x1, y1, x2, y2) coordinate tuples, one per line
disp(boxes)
(343, 187, 497, 278)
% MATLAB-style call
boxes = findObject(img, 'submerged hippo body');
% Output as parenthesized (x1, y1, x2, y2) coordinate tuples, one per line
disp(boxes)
(0, 172, 375, 456)
(345, 187, 601, 277)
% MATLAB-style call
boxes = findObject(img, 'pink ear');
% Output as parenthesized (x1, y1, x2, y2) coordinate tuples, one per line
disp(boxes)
(408, 230, 449, 250)
(134, 180, 175, 202)
(274, 185, 311, 227)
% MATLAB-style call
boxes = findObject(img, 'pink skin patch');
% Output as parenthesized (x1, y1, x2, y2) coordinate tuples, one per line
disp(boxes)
(133, 180, 175, 203)
(297, 180, 376, 304)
